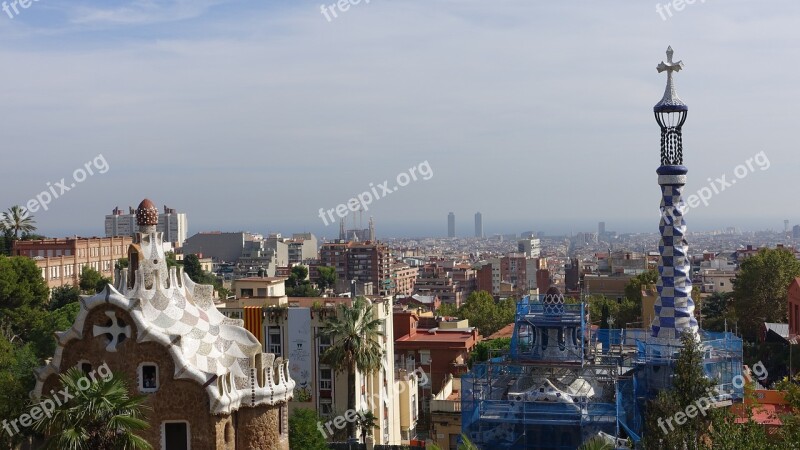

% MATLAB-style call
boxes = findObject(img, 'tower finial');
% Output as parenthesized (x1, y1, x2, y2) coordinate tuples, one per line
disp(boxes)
(654, 46, 688, 166)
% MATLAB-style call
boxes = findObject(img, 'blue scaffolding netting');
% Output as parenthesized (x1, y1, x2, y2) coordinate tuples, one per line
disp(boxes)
(461, 295, 743, 450)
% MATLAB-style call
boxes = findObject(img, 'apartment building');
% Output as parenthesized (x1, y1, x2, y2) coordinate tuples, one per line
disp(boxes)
(414, 264, 463, 307)
(13, 236, 134, 289)
(319, 240, 393, 295)
(394, 311, 480, 394)
(392, 263, 419, 297)
(218, 293, 417, 445)
(105, 205, 187, 247)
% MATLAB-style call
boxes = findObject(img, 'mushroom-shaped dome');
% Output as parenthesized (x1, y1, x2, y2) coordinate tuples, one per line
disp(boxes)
(136, 199, 158, 226)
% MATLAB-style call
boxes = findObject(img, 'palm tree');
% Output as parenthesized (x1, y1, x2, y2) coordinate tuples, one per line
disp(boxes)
(1, 205, 36, 239)
(33, 368, 152, 450)
(578, 436, 614, 450)
(354, 410, 377, 444)
(320, 296, 385, 442)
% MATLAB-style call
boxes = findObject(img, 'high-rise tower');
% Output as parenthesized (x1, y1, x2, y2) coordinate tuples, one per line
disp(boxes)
(474, 212, 483, 238)
(650, 47, 699, 340)
(447, 212, 455, 238)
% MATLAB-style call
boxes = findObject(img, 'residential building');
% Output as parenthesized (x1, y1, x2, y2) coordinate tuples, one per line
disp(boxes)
(183, 231, 262, 263)
(13, 236, 134, 289)
(219, 294, 415, 445)
(700, 270, 736, 294)
(105, 205, 187, 247)
(584, 273, 634, 301)
(414, 264, 463, 307)
(394, 311, 480, 394)
(319, 240, 393, 295)
(35, 199, 293, 449)
(287, 233, 318, 264)
(392, 263, 419, 297)
(430, 375, 463, 450)
(517, 237, 541, 258)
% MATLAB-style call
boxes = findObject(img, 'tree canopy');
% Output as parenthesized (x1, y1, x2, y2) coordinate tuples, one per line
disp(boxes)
(288, 408, 329, 450)
(733, 248, 800, 340)
(436, 291, 515, 337)
(79, 266, 111, 294)
(0, 205, 36, 240)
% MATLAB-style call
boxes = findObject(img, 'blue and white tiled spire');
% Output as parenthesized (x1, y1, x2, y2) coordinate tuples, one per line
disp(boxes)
(650, 47, 699, 340)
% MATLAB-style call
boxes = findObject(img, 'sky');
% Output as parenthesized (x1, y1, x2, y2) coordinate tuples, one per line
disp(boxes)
(0, 0, 798, 241)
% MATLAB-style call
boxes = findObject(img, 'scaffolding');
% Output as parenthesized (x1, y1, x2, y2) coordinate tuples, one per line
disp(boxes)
(461, 295, 743, 449)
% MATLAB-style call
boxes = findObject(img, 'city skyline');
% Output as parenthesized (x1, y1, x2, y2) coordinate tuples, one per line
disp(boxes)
(1, 1, 798, 240)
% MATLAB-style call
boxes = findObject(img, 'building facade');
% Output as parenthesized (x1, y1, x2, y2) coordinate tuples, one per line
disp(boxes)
(105, 205, 187, 247)
(34, 199, 293, 450)
(219, 295, 417, 445)
(13, 236, 134, 289)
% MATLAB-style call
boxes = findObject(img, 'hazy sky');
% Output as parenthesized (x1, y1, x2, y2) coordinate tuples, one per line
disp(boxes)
(1, 0, 798, 240)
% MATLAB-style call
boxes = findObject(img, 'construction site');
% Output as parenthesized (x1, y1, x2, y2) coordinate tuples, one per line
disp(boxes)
(460, 290, 743, 449)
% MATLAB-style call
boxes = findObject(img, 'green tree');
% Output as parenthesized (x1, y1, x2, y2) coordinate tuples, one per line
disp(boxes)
(0, 334, 39, 449)
(700, 291, 735, 332)
(458, 291, 508, 336)
(317, 266, 337, 291)
(0, 256, 49, 310)
(578, 437, 613, 450)
(79, 266, 111, 294)
(643, 330, 717, 450)
(33, 368, 151, 450)
(468, 337, 511, 367)
(436, 303, 459, 317)
(354, 410, 378, 444)
(0, 205, 36, 240)
(182, 254, 205, 282)
(50, 284, 81, 311)
(288, 408, 328, 450)
(164, 252, 178, 269)
(625, 269, 658, 305)
(733, 248, 800, 341)
(286, 266, 320, 297)
(320, 297, 384, 441)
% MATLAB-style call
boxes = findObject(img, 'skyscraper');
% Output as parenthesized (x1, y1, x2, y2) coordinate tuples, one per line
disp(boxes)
(598, 221, 605, 236)
(474, 212, 483, 238)
(447, 212, 455, 238)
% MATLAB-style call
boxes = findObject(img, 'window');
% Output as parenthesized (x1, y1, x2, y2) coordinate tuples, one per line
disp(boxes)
(78, 361, 92, 375)
(268, 327, 282, 355)
(319, 367, 332, 391)
(320, 399, 333, 417)
(240, 288, 254, 298)
(162, 422, 190, 450)
(139, 363, 159, 392)
(257, 288, 267, 297)
(318, 331, 331, 357)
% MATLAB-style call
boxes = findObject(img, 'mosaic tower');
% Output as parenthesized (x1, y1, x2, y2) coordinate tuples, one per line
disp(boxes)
(650, 47, 699, 340)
